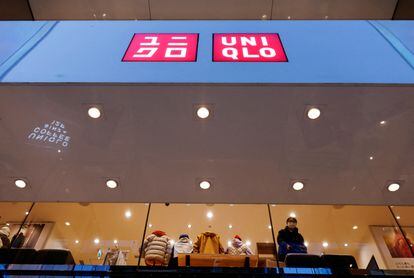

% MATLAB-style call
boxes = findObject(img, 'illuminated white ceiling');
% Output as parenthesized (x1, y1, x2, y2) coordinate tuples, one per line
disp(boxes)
(0, 84, 413, 205)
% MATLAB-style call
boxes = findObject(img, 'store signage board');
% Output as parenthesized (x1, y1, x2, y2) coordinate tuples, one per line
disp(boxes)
(213, 33, 288, 62)
(2, 21, 414, 84)
(122, 33, 287, 63)
(122, 33, 199, 62)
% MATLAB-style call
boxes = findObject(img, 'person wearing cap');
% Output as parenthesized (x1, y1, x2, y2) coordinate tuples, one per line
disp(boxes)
(169, 234, 193, 267)
(0, 226, 11, 249)
(277, 217, 307, 261)
(226, 235, 253, 256)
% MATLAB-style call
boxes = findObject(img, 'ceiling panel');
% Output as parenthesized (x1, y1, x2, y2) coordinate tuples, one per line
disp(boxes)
(149, 0, 272, 20)
(393, 0, 414, 19)
(0, 0, 33, 20)
(0, 84, 414, 205)
(29, 0, 150, 20)
(272, 0, 398, 19)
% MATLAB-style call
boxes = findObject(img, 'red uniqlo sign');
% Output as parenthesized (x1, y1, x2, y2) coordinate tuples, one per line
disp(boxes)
(213, 33, 287, 62)
(123, 33, 198, 62)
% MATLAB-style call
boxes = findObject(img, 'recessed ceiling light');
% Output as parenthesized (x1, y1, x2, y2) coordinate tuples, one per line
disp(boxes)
(196, 107, 210, 119)
(206, 211, 213, 219)
(290, 212, 296, 218)
(25, 211, 29, 215)
(268, 225, 272, 230)
(148, 223, 152, 228)
(199, 180, 211, 190)
(344, 243, 348, 247)
(352, 225, 358, 230)
(369, 156, 374, 160)
(307, 108, 321, 120)
(322, 241, 329, 248)
(6, 223, 10, 226)
(396, 216, 401, 220)
(106, 179, 118, 189)
(65, 222, 71, 226)
(292, 181, 304, 191)
(94, 238, 100, 244)
(304, 241, 309, 247)
(380, 120, 386, 125)
(388, 183, 400, 192)
(75, 240, 79, 244)
(124, 210, 132, 219)
(113, 239, 118, 244)
(228, 224, 233, 229)
(88, 107, 101, 119)
(14, 179, 27, 189)
(187, 224, 192, 229)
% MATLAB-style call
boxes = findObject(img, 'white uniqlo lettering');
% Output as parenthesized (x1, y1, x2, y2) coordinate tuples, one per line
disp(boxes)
(221, 37, 236, 46)
(240, 37, 257, 46)
(134, 36, 160, 57)
(133, 47, 157, 58)
(140, 36, 160, 46)
(242, 47, 259, 58)
(260, 48, 276, 57)
(261, 36, 269, 46)
(166, 36, 188, 57)
(222, 48, 238, 60)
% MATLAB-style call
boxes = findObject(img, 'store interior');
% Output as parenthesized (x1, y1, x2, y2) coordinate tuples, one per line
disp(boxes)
(1, 202, 413, 270)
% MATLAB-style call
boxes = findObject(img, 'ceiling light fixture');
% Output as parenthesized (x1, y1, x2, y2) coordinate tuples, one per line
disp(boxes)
(292, 181, 304, 191)
(124, 210, 132, 219)
(106, 179, 118, 189)
(206, 211, 213, 219)
(196, 107, 210, 119)
(14, 179, 27, 189)
(88, 107, 101, 119)
(388, 182, 400, 192)
(322, 241, 329, 248)
(307, 108, 321, 120)
(199, 180, 211, 190)
(65, 222, 71, 226)
(290, 212, 296, 218)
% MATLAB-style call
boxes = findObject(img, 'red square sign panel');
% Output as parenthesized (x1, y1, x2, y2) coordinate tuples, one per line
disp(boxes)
(123, 33, 199, 62)
(213, 33, 287, 62)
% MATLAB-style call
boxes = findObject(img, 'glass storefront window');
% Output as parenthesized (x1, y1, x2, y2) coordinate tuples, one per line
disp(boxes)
(22, 203, 148, 265)
(270, 205, 401, 269)
(0, 202, 33, 249)
(143, 204, 273, 267)
(2, 202, 414, 271)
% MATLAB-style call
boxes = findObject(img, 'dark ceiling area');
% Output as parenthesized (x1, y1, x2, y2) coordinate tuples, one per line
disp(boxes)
(0, 0, 413, 20)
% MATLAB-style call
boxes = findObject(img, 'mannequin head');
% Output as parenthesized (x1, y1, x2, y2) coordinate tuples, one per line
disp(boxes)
(286, 217, 297, 230)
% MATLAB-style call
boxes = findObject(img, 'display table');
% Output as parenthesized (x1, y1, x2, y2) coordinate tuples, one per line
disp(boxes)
(177, 254, 258, 268)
